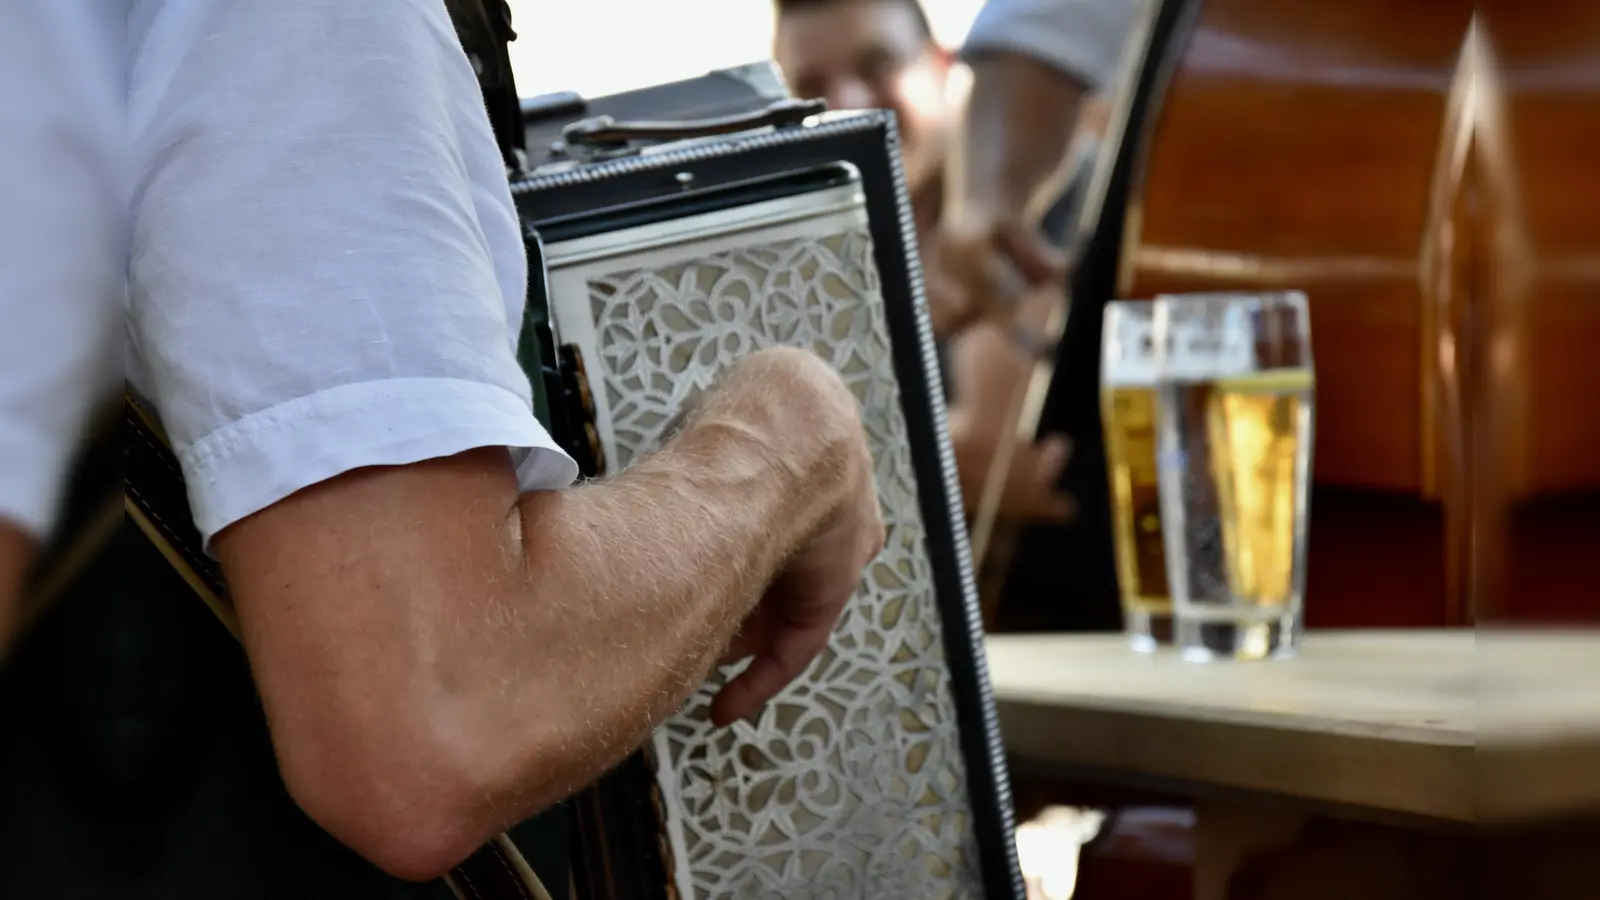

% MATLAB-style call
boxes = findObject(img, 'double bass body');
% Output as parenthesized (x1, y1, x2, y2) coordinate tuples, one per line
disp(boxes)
(1105, 0, 1599, 627)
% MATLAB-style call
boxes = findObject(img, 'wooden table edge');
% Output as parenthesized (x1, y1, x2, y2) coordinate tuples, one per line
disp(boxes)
(995, 693, 1477, 824)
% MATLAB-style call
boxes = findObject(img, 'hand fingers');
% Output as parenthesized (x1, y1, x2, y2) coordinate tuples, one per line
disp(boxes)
(984, 255, 1029, 317)
(1028, 491, 1079, 523)
(1023, 436, 1075, 523)
(1006, 434, 1071, 498)
(934, 230, 1025, 330)
(997, 435, 1077, 523)
(1033, 434, 1073, 480)
(999, 226, 1070, 286)
(709, 619, 833, 727)
(718, 618, 765, 666)
(924, 267, 977, 338)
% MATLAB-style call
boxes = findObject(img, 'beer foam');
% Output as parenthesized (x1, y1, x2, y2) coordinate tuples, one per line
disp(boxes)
(1102, 305, 1160, 386)
(1157, 305, 1258, 382)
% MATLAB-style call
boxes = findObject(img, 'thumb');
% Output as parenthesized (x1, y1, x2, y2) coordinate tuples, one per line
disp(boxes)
(925, 268, 978, 338)
(708, 622, 830, 727)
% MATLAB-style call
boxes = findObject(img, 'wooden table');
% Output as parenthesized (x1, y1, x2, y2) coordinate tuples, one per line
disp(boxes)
(985, 630, 1600, 899)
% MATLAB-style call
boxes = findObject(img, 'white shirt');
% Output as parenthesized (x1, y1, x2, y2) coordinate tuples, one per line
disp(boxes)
(0, 2, 123, 539)
(962, 0, 1143, 91)
(2, 0, 578, 547)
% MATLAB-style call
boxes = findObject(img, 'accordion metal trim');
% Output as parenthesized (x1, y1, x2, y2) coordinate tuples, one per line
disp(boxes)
(513, 110, 1025, 900)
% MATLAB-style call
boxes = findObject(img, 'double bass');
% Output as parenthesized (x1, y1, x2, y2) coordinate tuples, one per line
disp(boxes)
(982, 2, 1598, 897)
(982, 0, 1600, 634)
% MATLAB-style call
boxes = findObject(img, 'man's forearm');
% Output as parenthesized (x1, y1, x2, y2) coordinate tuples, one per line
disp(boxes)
(947, 52, 1089, 221)
(219, 349, 855, 880)
(489, 366, 849, 808)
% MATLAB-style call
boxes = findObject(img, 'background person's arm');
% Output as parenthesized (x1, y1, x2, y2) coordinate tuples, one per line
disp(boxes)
(928, 0, 1141, 334)
(955, 0, 1139, 215)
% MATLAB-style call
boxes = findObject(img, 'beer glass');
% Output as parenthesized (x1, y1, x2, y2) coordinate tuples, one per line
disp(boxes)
(1152, 291, 1315, 662)
(1100, 300, 1172, 651)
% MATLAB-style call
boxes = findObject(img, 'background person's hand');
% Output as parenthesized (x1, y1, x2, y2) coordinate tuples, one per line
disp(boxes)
(943, 318, 1075, 526)
(708, 351, 886, 727)
(925, 210, 1068, 338)
(950, 411, 1076, 525)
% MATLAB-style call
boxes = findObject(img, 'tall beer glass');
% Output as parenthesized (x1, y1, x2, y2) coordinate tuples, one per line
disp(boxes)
(1152, 291, 1315, 662)
(1100, 300, 1172, 651)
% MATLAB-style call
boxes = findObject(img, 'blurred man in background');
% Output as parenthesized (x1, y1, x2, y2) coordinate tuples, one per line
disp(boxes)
(933, 0, 1139, 638)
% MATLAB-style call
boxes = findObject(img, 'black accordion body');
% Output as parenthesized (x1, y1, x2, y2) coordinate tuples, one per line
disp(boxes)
(513, 64, 1025, 900)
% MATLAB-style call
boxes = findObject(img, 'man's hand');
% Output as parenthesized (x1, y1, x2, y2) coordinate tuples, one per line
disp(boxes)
(944, 320, 1075, 525)
(710, 353, 885, 726)
(950, 409, 1076, 525)
(925, 213, 1069, 338)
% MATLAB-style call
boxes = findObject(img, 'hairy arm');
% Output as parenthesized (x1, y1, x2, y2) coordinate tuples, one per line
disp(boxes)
(950, 0, 1139, 221)
(215, 349, 862, 881)
(926, 51, 1092, 336)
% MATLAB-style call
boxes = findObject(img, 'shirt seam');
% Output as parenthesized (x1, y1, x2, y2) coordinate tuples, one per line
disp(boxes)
(180, 375, 535, 468)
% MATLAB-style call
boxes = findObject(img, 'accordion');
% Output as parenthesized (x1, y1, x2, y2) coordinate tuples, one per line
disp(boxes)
(12, 62, 1023, 900)
(514, 63, 1025, 900)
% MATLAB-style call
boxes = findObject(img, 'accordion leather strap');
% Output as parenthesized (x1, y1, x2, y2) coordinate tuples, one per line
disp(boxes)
(560, 97, 827, 149)
(123, 392, 552, 900)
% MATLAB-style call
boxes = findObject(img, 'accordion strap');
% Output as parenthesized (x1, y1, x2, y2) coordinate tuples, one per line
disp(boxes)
(444, 0, 528, 174)
(124, 392, 553, 900)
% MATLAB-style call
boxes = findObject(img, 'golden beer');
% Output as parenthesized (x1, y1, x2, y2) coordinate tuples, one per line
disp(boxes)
(1205, 368, 1314, 607)
(1153, 290, 1315, 662)
(1101, 385, 1171, 616)
(1100, 299, 1173, 650)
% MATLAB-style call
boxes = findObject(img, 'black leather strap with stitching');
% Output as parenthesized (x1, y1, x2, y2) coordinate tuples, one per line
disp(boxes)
(123, 399, 227, 601)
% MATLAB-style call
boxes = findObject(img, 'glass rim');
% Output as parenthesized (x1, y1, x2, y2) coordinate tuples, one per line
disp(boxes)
(1151, 289, 1311, 324)
(1150, 290, 1314, 375)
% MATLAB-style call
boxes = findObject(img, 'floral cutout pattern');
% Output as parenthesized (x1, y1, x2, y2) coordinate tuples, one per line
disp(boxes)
(582, 228, 982, 899)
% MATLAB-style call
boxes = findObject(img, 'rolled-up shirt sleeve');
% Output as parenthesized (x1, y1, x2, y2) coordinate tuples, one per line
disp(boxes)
(961, 0, 1143, 90)
(127, 0, 577, 546)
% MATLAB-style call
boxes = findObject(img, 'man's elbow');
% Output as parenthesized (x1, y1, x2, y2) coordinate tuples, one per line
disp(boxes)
(269, 703, 523, 883)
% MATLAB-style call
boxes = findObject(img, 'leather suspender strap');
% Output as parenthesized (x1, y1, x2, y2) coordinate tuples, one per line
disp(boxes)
(124, 392, 552, 900)
(123, 395, 238, 638)
(444, 0, 528, 174)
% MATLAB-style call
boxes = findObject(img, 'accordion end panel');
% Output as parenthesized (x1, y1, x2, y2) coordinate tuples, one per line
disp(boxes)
(544, 180, 986, 900)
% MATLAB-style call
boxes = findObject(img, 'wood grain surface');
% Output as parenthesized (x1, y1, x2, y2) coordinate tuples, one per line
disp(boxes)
(987, 631, 1600, 824)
